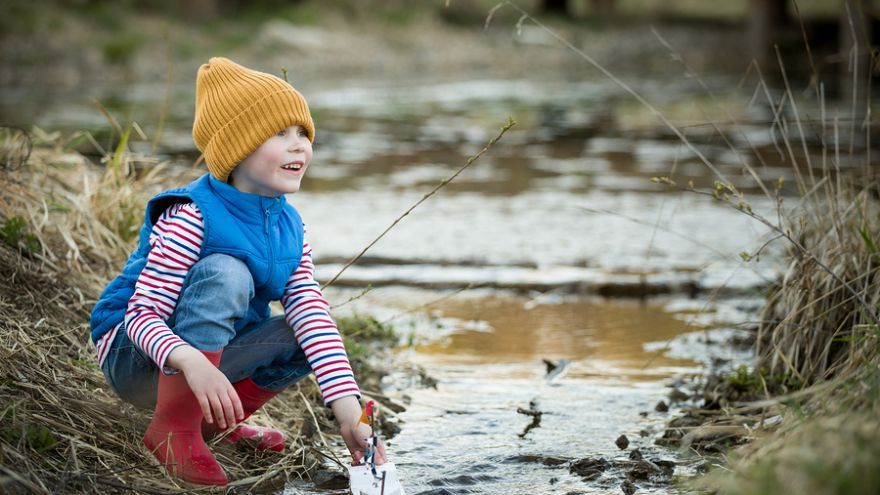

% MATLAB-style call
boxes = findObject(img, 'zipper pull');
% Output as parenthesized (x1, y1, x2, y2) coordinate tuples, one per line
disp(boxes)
(264, 208, 270, 234)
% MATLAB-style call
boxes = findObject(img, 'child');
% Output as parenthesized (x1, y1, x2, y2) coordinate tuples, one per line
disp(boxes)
(89, 57, 386, 486)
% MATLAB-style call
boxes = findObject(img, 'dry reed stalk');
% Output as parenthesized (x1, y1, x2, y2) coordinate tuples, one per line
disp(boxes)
(755, 180, 879, 382)
(322, 117, 516, 289)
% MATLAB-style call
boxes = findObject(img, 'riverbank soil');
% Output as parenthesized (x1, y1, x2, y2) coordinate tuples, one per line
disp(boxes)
(0, 146, 405, 493)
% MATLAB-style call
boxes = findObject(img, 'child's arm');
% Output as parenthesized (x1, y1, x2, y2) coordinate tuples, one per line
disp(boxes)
(280, 230, 360, 404)
(124, 203, 201, 371)
(124, 203, 242, 428)
(282, 229, 378, 461)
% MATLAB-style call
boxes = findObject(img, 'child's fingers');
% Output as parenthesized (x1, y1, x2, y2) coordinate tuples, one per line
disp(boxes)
(198, 395, 214, 424)
(210, 395, 228, 429)
(219, 391, 237, 428)
(230, 388, 244, 421)
(376, 441, 388, 464)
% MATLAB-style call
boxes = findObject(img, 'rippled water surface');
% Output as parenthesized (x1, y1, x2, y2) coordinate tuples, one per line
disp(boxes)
(286, 288, 757, 495)
(275, 77, 783, 494)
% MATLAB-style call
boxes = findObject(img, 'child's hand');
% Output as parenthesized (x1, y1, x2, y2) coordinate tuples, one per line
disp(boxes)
(331, 396, 388, 465)
(168, 346, 244, 429)
(342, 421, 388, 466)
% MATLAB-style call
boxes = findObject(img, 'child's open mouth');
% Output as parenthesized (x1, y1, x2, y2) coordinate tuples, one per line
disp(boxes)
(281, 161, 304, 172)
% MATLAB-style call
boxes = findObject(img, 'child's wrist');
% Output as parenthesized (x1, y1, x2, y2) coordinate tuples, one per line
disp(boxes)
(330, 396, 362, 425)
(165, 344, 201, 372)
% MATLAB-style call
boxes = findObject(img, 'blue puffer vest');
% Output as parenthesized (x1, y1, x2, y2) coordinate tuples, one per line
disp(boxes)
(89, 173, 304, 344)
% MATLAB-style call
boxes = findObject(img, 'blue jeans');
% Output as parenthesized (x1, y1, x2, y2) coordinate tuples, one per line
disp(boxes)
(101, 254, 313, 410)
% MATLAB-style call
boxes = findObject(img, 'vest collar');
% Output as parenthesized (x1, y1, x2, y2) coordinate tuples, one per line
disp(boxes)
(207, 174, 286, 225)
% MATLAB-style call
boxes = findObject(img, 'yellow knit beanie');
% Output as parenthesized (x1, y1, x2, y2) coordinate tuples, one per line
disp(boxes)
(192, 57, 315, 182)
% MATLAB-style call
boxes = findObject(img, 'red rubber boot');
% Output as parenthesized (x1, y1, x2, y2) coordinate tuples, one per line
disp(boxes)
(143, 350, 228, 486)
(204, 377, 285, 452)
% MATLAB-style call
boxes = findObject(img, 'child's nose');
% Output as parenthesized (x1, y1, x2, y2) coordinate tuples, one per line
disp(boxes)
(287, 137, 305, 152)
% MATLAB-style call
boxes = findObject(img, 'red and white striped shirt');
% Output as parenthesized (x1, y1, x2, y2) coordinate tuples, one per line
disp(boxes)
(95, 202, 359, 405)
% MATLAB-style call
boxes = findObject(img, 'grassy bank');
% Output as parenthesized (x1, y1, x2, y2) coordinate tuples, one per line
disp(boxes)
(0, 131, 401, 493)
(699, 358, 880, 495)
(685, 162, 880, 494)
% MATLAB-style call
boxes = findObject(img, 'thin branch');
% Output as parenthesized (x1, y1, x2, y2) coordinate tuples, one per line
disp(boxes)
(330, 284, 374, 310)
(685, 184, 880, 327)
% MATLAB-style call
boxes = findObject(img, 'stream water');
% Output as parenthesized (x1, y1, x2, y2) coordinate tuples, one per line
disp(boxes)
(284, 288, 759, 495)
(273, 78, 790, 494)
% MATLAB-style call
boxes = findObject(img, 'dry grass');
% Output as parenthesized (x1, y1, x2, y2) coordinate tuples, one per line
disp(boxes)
(755, 177, 880, 383)
(695, 354, 880, 495)
(0, 130, 340, 494)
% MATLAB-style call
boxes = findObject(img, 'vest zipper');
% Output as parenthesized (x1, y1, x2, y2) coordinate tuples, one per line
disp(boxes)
(265, 207, 275, 285)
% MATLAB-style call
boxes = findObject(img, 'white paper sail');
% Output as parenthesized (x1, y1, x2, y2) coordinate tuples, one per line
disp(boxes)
(348, 462, 405, 495)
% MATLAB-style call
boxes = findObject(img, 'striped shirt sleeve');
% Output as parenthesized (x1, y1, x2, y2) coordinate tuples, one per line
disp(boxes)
(281, 229, 361, 406)
(124, 202, 204, 372)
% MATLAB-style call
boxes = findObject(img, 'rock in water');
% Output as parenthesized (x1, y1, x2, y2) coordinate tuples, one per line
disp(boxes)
(629, 459, 662, 480)
(621, 479, 637, 495)
(569, 457, 609, 480)
(655, 400, 669, 412)
(615, 434, 629, 450)
(668, 388, 689, 402)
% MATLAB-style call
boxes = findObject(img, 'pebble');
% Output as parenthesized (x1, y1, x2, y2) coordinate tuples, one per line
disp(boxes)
(629, 459, 662, 480)
(655, 400, 669, 412)
(621, 479, 637, 495)
(615, 434, 629, 450)
(668, 388, 689, 402)
(570, 457, 609, 480)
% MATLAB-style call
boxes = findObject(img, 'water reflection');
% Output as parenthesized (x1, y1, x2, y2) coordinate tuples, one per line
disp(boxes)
(416, 295, 695, 375)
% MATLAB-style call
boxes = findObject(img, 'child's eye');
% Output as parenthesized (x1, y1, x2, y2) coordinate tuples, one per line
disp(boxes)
(276, 129, 287, 137)
(297, 128, 308, 137)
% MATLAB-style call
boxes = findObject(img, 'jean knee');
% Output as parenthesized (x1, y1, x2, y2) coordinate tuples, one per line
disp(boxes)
(189, 254, 254, 307)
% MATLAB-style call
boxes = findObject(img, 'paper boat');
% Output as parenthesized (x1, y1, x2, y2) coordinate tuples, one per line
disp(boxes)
(348, 462, 405, 495)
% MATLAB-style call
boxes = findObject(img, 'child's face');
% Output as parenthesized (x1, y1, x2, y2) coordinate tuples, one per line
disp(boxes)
(229, 124, 313, 197)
